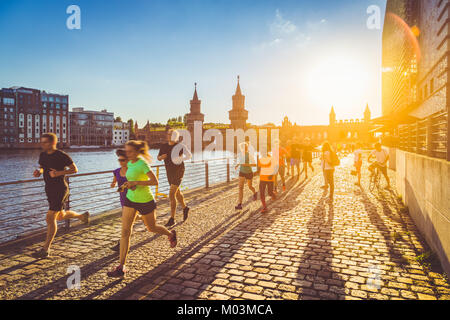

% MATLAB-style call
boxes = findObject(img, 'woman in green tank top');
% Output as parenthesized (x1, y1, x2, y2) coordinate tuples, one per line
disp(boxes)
(107, 140, 177, 278)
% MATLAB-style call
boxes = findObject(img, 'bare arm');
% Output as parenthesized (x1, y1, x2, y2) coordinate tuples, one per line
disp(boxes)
(111, 175, 117, 188)
(49, 163, 78, 178)
(33, 167, 43, 178)
(125, 170, 158, 188)
(182, 145, 192, 162)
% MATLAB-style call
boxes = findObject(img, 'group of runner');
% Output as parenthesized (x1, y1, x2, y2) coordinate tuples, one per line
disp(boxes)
(234, 138, 319, 212)
(31, 131, 390, 277)
(33, 130, 189, 278)
(234, 138, 391, 210)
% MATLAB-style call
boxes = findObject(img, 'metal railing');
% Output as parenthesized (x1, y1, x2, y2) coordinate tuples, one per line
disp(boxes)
(0, 158, 236, 244)
(0, 153, 323, 244)
(398, 110, 448, 160)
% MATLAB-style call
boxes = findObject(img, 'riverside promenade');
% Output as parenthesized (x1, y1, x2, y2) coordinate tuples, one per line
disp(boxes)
(0, 156, 449, 300)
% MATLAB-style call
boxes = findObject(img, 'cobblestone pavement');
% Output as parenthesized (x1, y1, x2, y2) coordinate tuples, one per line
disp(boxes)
(0, 155, 449, 300)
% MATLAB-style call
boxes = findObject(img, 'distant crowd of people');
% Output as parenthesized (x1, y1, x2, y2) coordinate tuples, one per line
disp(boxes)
(31, 131, 390, 277)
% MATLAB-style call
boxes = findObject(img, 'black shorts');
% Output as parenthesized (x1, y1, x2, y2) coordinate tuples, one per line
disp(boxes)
(45, 186, 69, 212)
(239, 171, 253, 180)
(123, 197, 157, 215)
(167, 167, 185, 186)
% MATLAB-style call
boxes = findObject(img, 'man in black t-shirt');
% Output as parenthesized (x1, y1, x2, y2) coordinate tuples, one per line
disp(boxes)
(32, 133, 89, 258)
(157, 129, 192, 227)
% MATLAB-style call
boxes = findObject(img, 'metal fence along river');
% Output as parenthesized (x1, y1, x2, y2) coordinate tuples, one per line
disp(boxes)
(0, 158, 236, 244)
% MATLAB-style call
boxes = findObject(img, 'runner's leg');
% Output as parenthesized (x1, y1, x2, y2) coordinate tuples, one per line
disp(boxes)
(259, 181, 267, 208)
(57, 210, 86, 221)
(247, 177, 256, 194)
(238, 176, 245, 204)
(119, 206, 137, 266)
(169, 184, 178, 219)
(175, 188, 187, 209)
(141, 209, 173, 237)
(43, 210, 58, 251)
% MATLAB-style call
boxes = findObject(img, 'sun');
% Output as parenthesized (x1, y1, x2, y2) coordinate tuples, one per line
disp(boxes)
(306, 54, 371, 112)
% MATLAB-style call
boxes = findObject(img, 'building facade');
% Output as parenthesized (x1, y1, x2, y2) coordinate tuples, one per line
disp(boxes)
(280, 105, 374, 147)
(0, 89, 17, 148)
(0, 87, 69, 149)
(112, 121, 130, 146)
(69, 108, 114, 147)
(40, 91, 69, 147)
(382, 0, 449, 160)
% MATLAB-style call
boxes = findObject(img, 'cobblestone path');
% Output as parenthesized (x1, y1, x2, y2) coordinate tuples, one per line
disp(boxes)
(0, 156, 449, 300)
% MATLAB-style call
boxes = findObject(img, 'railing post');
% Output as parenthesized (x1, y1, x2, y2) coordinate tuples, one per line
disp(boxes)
(205, 161, 209, 188)
(226, 158, 230, 183)
(65, 176, 70, 229)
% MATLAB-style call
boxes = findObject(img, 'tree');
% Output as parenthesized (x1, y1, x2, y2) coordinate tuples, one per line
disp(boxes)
(115, 116, 122, 122)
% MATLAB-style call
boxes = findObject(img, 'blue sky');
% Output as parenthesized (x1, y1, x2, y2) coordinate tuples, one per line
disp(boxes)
(0, 0, 386, 125)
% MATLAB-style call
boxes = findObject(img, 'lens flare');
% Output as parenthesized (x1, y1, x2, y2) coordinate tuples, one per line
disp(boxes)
(386, 12, 421, 62)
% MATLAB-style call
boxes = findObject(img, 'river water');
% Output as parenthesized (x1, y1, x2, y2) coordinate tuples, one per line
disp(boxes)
(0, 148, 234, 183)
(0, 148, 237, 243)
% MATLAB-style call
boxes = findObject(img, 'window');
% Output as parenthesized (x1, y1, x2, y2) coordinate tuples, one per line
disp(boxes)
(3, 98, 15, 105)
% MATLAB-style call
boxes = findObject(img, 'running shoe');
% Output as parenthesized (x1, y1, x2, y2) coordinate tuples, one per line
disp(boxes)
(253, 192, 258, 201)
(32, 248, 51, 259)
(261, 207, 268, 213)
(235, 204, 243, 210)
(165, 217, 175, 227)
(81, 211, 90, 225)
(169, 230, 177, 248)
(107, 265, 126, 278)
(183, 207, 190, 221)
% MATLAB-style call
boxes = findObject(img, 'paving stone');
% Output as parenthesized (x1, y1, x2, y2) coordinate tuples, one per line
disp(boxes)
(0, 159, 447, 301)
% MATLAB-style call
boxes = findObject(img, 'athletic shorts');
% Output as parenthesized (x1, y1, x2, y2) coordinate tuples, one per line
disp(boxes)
(123, 197, 157, 215)
(167, 167, 185, 186)
(239, 171, 253, 180)
(45, 186, 69, 212)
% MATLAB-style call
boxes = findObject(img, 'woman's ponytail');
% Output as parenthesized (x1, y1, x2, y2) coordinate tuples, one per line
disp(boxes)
(126, 140, 152, 163)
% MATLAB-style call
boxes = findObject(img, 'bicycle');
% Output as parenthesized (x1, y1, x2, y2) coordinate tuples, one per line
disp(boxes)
(369, 162, 381, 192)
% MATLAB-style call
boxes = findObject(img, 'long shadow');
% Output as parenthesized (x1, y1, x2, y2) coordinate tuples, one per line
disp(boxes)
(0, 181, 239, 281)
(294, 190, 344, 300)
(109, 176, 314, 299)
(16, 204, 251, 299)
(359, 189, 409, 266)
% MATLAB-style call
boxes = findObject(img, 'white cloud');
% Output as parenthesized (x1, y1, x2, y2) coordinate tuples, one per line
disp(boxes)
(270, 9, 298, 36)
(258, 10, 326, 50)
